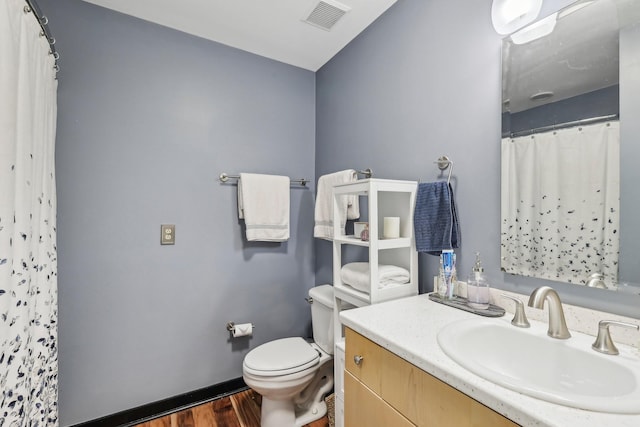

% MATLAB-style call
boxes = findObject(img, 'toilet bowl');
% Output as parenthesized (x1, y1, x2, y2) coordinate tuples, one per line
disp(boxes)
(242, 285, 335, 427)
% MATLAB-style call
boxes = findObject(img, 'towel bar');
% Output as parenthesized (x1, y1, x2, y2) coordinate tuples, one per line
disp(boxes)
(219, 173, 308, 186)
(219, 168, 373, 186)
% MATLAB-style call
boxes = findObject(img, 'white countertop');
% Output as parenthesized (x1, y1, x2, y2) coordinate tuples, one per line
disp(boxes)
(339, 294, 640, 427)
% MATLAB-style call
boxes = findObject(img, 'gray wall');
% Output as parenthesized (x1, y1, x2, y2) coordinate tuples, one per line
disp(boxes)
(503, 85, 619, 136)
(315, 0, 640, 316)
(38, 1, 316, 425)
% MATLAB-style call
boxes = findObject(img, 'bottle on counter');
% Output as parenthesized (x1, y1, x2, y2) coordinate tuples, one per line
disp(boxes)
(467, 251, 490, 309)
(439, 249, 455, 299)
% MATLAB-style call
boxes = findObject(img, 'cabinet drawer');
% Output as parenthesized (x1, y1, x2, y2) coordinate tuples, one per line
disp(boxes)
(344, 371, 414, 427)
(345, 328, 383, 394)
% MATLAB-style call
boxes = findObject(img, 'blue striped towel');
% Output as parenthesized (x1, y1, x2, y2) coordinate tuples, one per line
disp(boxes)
(413, 182, 460, 254)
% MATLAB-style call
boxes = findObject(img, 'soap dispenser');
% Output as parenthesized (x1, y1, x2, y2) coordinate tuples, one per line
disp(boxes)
(467, 252, 490, 309)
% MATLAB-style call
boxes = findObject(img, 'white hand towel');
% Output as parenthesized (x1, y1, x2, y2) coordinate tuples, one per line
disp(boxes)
(238, 173, 290, 242)
(340, 262, 410, 293)
(314, 170, 360, 240)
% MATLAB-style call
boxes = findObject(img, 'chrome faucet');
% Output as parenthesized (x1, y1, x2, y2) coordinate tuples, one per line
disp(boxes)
(592, 320, 639, 355)
(501, 294, 530, 328)
(586, 273, 607, 289)
(528, 286, 571, 339)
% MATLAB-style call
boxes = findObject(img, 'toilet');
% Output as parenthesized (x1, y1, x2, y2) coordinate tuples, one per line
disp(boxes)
(242, 284, 335, 427)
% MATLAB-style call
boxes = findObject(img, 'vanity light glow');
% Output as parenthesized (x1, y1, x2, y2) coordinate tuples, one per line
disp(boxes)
(499, 1, 531, 23)
(510, 12, 557, 45)
(491, 0, 543, 35)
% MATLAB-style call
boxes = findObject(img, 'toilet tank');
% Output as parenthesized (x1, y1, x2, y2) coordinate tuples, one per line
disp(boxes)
(309, 285, 335, 355)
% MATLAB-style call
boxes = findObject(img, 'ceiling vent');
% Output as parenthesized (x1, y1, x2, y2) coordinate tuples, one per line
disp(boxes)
(303, 0, 351, 31)
(530, 91, 554, 101)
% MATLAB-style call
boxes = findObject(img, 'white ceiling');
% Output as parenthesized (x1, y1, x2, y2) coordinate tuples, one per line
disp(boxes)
(80, 0, 397, 71)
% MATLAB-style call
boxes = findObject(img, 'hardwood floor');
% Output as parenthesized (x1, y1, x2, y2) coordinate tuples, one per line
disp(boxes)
(135, 389, 330, 427)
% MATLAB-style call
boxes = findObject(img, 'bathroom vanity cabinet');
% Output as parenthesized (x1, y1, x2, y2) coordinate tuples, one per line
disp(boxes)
(344, 328, 519, 427)
(339, 293, 640, 426)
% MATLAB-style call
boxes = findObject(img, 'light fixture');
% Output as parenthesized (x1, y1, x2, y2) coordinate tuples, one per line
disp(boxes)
(510, 12, 558, 44)
(491, 0, 543, 35)
(558, 1, 594, 19)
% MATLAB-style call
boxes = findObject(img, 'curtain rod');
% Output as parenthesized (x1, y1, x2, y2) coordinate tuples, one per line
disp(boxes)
(509, 114, 619, 138)
(24, 0, 59, 73)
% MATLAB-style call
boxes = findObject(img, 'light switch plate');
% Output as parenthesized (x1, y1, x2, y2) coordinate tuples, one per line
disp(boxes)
(161, 224, 175, 245)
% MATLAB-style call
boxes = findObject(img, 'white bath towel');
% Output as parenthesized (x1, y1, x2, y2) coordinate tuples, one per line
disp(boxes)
(314, 170, 360, 240)
(238, 173, 290, 242)
(341, 262, 410, 293)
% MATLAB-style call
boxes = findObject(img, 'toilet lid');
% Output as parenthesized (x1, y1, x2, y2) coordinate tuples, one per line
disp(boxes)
(244, 337, 319, 376)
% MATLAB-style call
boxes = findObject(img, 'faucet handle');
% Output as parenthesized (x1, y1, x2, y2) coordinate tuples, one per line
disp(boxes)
(592, 320, 639, 355)
(501, 294, 530, 328)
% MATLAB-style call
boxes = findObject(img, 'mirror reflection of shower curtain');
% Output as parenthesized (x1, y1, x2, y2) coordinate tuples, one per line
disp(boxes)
(501, 121, 620, 289)
(0, 0, 58, 424)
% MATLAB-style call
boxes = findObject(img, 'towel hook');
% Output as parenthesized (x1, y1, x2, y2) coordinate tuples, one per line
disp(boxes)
(434, 156, 453, 185)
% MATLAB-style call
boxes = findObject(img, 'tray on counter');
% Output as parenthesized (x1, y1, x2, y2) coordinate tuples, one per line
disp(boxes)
(428, 293, 505, 317)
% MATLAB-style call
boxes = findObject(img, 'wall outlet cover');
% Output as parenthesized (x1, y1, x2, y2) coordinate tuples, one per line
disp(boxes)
(161, 224, 175, 245)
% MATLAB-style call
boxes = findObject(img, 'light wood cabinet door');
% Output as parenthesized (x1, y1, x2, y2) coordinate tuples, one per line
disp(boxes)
(346, 328, 520, 427)
(345, 328, 383, 395)
(380, 348, 518, 427)
(344, 371, 414, 427)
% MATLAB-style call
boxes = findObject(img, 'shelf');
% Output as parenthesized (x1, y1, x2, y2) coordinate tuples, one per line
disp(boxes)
(334, 285, 370, 307)
(333, 236, 412, 249)
(334, 236, 370, 247)
(332, 178, 418, 306)
(333, 178, 417, 195)
(335, 281, 419, 307)
(332, 178, 419, 427)
(378, 237, 412, 250)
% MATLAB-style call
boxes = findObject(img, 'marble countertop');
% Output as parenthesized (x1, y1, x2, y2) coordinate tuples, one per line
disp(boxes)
(339, 294, 640, 427)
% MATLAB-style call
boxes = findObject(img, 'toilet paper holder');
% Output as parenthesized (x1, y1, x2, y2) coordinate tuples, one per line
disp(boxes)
(226, 321, 255, 332)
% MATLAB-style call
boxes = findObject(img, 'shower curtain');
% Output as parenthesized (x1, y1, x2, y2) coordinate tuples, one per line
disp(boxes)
(0, 0, 59, 425)
(501, 121, 620, 288)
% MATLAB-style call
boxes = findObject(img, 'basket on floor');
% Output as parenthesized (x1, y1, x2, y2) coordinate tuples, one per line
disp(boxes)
(325, 393, 335, 427)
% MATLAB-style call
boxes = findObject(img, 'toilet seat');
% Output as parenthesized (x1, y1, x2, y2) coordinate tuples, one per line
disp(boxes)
(244, 337, 320, 377)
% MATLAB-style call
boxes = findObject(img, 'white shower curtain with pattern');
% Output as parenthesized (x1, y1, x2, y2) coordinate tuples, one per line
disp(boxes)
(501, 121, 620, 289)
(0, 0, 59, 425)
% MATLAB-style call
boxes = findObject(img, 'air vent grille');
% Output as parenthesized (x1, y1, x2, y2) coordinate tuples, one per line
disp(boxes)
(304, 0, 351, 31)
(530, 91, 554, 101)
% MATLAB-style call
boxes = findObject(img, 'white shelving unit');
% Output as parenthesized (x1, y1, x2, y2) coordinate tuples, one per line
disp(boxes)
(331, 179, 418, 427)
(332, 178, 418, 309)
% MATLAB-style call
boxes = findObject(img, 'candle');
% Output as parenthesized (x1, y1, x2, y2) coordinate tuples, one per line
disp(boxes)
(383, 217, 400, 239)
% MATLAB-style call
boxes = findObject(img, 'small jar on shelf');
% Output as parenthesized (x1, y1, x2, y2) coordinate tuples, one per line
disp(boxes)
(360, 223, 369, 241)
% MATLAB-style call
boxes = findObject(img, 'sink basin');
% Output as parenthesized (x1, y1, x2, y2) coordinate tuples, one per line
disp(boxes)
(437, 318, 640, 414)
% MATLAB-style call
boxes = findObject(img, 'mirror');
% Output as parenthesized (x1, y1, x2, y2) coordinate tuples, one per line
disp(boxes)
(500, 0, 640, 292)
